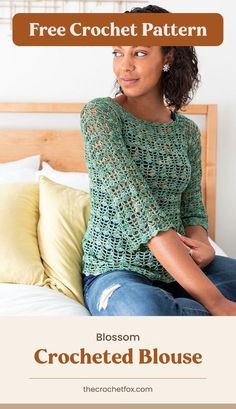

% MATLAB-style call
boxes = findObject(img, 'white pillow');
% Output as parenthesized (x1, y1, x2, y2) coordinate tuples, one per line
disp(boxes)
(36, 162, 90, 192)
(0, 168, 36, 184)
(0, 155, 40, 170)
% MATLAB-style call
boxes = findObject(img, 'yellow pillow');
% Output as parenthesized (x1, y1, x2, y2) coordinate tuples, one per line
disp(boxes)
(0, 183, 45, 285)
(38, 176, 90, 305)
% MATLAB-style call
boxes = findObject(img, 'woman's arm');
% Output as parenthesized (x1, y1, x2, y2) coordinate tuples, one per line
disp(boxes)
(184, 225, 211, 246)
(147, 228, 236, 316)
(180, 124, 209, 236)
(180, 124, 215, 266)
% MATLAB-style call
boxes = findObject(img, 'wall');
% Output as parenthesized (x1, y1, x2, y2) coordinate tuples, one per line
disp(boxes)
(0, 0, 235, 257)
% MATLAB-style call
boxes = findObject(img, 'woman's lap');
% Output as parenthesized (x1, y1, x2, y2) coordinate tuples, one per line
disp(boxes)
(82, 255, 236, 316)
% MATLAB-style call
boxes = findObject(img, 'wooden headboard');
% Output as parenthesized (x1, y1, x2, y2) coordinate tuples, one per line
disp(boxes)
(0, 102, 217, 239)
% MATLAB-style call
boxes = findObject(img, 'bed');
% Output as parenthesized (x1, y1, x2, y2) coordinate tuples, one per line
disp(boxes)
(0, 102, 226, 316)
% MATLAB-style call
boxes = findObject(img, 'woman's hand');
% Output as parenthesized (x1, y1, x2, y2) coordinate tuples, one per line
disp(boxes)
(209, 298, 236, 316)
(176, 234, 236, 316)
(177, 234, 215, 269)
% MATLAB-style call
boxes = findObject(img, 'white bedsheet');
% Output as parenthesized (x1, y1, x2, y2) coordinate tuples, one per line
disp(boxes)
(0, 239, 228, 316)
(0, 284, 90, 316)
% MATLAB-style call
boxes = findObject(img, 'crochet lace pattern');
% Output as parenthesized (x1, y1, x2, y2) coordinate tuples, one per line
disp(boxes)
(80, 97, 209, 282)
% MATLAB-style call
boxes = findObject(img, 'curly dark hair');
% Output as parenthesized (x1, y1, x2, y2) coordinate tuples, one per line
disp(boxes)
(113, 4, 200, 111)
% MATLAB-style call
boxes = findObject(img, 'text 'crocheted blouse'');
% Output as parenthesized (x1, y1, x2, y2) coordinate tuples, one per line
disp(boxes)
(80, 97, 209, 282)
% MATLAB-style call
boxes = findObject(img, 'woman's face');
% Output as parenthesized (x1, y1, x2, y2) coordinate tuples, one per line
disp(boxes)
(112, 45, 166, 98)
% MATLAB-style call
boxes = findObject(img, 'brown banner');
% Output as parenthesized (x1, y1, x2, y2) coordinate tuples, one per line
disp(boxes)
(12, 13, 223, 46)
(0, 403, 235, 409)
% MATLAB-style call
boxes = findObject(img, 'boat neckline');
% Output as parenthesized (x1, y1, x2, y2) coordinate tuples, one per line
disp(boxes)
(107, 96, 179, 126)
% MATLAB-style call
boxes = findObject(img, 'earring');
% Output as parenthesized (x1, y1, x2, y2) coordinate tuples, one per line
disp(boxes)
(163, 63, 170, 72)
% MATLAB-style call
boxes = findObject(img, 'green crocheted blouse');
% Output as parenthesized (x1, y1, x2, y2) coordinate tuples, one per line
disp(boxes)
(80, 96, 209, 282)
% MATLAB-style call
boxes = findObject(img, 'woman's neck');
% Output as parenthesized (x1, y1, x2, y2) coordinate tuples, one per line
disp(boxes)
(116, 94, 173, 123)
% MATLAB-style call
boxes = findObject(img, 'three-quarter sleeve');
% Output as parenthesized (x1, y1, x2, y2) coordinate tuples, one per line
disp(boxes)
(80, 100, 174, 252)
(180, 124, 209, 234)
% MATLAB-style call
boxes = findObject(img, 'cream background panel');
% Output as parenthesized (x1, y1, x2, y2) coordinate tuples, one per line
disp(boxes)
(0, 317, 235, 404)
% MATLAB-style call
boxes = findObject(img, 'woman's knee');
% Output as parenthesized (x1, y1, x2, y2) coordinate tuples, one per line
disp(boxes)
(85, 280, 178, 316)
(203, 255, 236, 277)
(203, 255, 236, 301)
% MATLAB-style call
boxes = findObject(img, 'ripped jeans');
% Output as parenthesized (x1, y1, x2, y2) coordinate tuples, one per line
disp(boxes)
(82, 255, 236, 316)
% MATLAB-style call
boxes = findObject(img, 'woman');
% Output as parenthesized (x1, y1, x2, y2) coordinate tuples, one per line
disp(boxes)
(80, 5, 236, 316)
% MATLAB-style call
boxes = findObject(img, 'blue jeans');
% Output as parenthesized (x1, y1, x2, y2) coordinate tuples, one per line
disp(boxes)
(82, 255, 236, 316)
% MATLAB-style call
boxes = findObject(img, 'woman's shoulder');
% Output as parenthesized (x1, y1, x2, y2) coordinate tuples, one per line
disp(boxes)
(176, 112, 201, 137)
(81, 97, 120, 118)
(82, 96, 109, 107)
